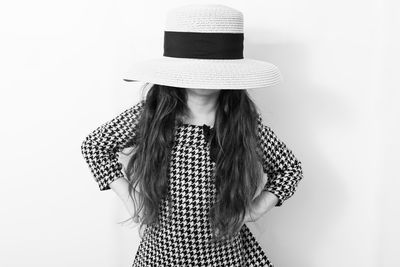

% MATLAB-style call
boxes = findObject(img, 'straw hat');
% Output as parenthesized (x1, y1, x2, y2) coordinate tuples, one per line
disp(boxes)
(123, 4, 283, 90)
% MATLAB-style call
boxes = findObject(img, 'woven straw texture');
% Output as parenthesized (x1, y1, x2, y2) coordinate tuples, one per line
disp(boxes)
(125, 56, 282, 89)
(123, 4, 283, 90)
(165, 4, 243, 33)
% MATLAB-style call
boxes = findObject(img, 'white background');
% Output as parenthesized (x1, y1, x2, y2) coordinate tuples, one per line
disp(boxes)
(0, 1, 399, 266)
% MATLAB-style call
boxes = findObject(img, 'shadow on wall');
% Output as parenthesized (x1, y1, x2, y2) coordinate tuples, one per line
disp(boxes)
(247, 36, 356, 267)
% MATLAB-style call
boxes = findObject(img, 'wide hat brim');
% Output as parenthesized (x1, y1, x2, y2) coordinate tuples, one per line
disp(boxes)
(123, 56, 283, 90)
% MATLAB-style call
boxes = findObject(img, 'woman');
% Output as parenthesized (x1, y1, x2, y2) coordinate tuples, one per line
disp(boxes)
(81, 4, 303, 267)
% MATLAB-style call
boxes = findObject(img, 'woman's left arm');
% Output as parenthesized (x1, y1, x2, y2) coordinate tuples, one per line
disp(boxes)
(245, 187, 280, 222)
(245, 114, 304, 222)
(255, 113, 304, 207)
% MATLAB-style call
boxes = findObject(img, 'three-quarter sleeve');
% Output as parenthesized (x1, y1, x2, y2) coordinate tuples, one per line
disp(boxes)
(80, 100, 145, 191)
(256, 113, 304, 207)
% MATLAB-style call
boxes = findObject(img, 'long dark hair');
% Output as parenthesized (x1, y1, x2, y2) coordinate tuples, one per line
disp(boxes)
(120, 83, 264, 242)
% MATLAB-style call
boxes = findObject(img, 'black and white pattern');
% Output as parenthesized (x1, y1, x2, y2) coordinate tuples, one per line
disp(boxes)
(81, 100, 303, 267)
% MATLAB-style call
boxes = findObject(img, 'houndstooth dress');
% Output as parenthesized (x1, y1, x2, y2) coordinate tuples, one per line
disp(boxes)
(81, 100, 303, 267)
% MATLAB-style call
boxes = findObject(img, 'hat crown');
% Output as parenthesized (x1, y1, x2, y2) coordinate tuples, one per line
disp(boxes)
(165, 4, 243, 33)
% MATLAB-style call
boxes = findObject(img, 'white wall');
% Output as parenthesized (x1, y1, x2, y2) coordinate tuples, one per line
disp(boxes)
(0, 0, 398, 266)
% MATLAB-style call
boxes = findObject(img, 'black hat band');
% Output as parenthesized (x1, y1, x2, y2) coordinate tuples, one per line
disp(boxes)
(163, 31, 244, 59)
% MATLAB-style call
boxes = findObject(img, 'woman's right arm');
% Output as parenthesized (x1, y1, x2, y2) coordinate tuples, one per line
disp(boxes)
(80, 100, 145, 192)
(109, 177, 136, 216)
